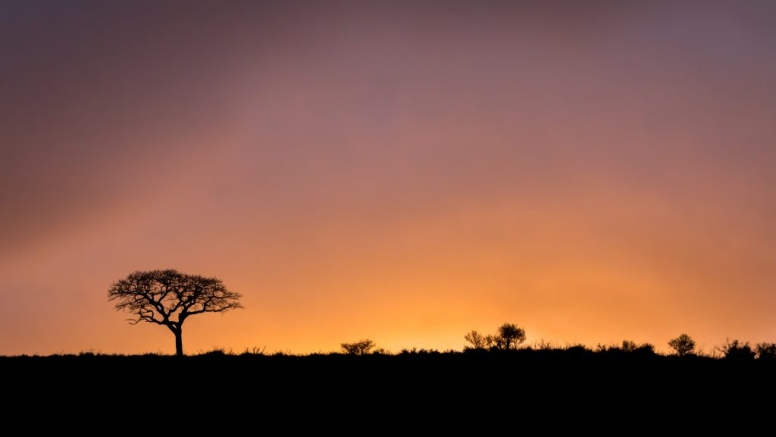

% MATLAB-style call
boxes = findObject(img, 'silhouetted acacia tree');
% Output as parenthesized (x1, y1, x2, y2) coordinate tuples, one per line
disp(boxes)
(668, 333, 696, 357)
(341, 339, 376, 355)
(107, 269, 243, 357)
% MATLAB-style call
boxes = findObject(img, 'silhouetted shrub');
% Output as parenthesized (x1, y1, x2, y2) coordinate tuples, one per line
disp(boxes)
(668, 333, 696, 356)
(463, 330, 488, 350)
(484, 334, 498, 349)
(633, 343, 656, 355)
(755, 343, 776, 361)
(717, 339, 756, 361)
(533, 338, 556, 351)
(341, 339, 376, 355)
(595, 343, 618, 353)
(621, 340, 638, 352)
(200, 347, 230, 357)
(565, 343, 589, 353)
(496, 323, 526, 350)
(464, 323, 527, 351)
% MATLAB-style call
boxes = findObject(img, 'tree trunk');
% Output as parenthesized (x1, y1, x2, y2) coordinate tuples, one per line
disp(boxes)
(174, 328, 184, 357)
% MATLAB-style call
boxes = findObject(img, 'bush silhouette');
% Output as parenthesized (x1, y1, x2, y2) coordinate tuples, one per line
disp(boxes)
(341, 339, 376, 355)
(533, 338, 556, 351)
(717, 339, 756, 360)
(668, 333, 696, 356)
(755, 343, 776, 361)
(634, 343, 656, 355)
(463, 330, 488, 350)
(465, 323, 527, 351)
(496, 323, 527, 350)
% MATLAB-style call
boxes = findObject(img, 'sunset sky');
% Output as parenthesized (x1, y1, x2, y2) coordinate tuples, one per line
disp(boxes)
(1, 0, 775, 356)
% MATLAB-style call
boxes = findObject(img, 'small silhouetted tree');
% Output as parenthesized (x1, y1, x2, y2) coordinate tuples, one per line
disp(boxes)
(668, 333, 696, 357)
(495, 323, 526, 350)
(341, 339, 375, 355)
(464, 330, 488, 350)
(107, 269, 243, 357)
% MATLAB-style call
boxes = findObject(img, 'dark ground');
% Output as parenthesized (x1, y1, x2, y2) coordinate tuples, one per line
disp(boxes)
(3, 350, 771, 430)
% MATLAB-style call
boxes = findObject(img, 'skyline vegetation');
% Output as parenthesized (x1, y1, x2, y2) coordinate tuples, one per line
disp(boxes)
(5, 324, 775, 360)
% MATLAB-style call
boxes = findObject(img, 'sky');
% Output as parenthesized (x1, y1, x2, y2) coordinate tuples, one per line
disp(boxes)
(1, 0, 775, 356)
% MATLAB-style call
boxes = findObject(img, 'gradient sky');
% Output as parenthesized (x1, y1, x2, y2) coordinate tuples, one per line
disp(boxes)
(1, 0, 775, 356)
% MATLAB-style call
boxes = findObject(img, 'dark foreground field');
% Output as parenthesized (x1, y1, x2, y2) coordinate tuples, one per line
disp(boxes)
(3, 349, 773, 429)
(5, 349, 773, 394)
